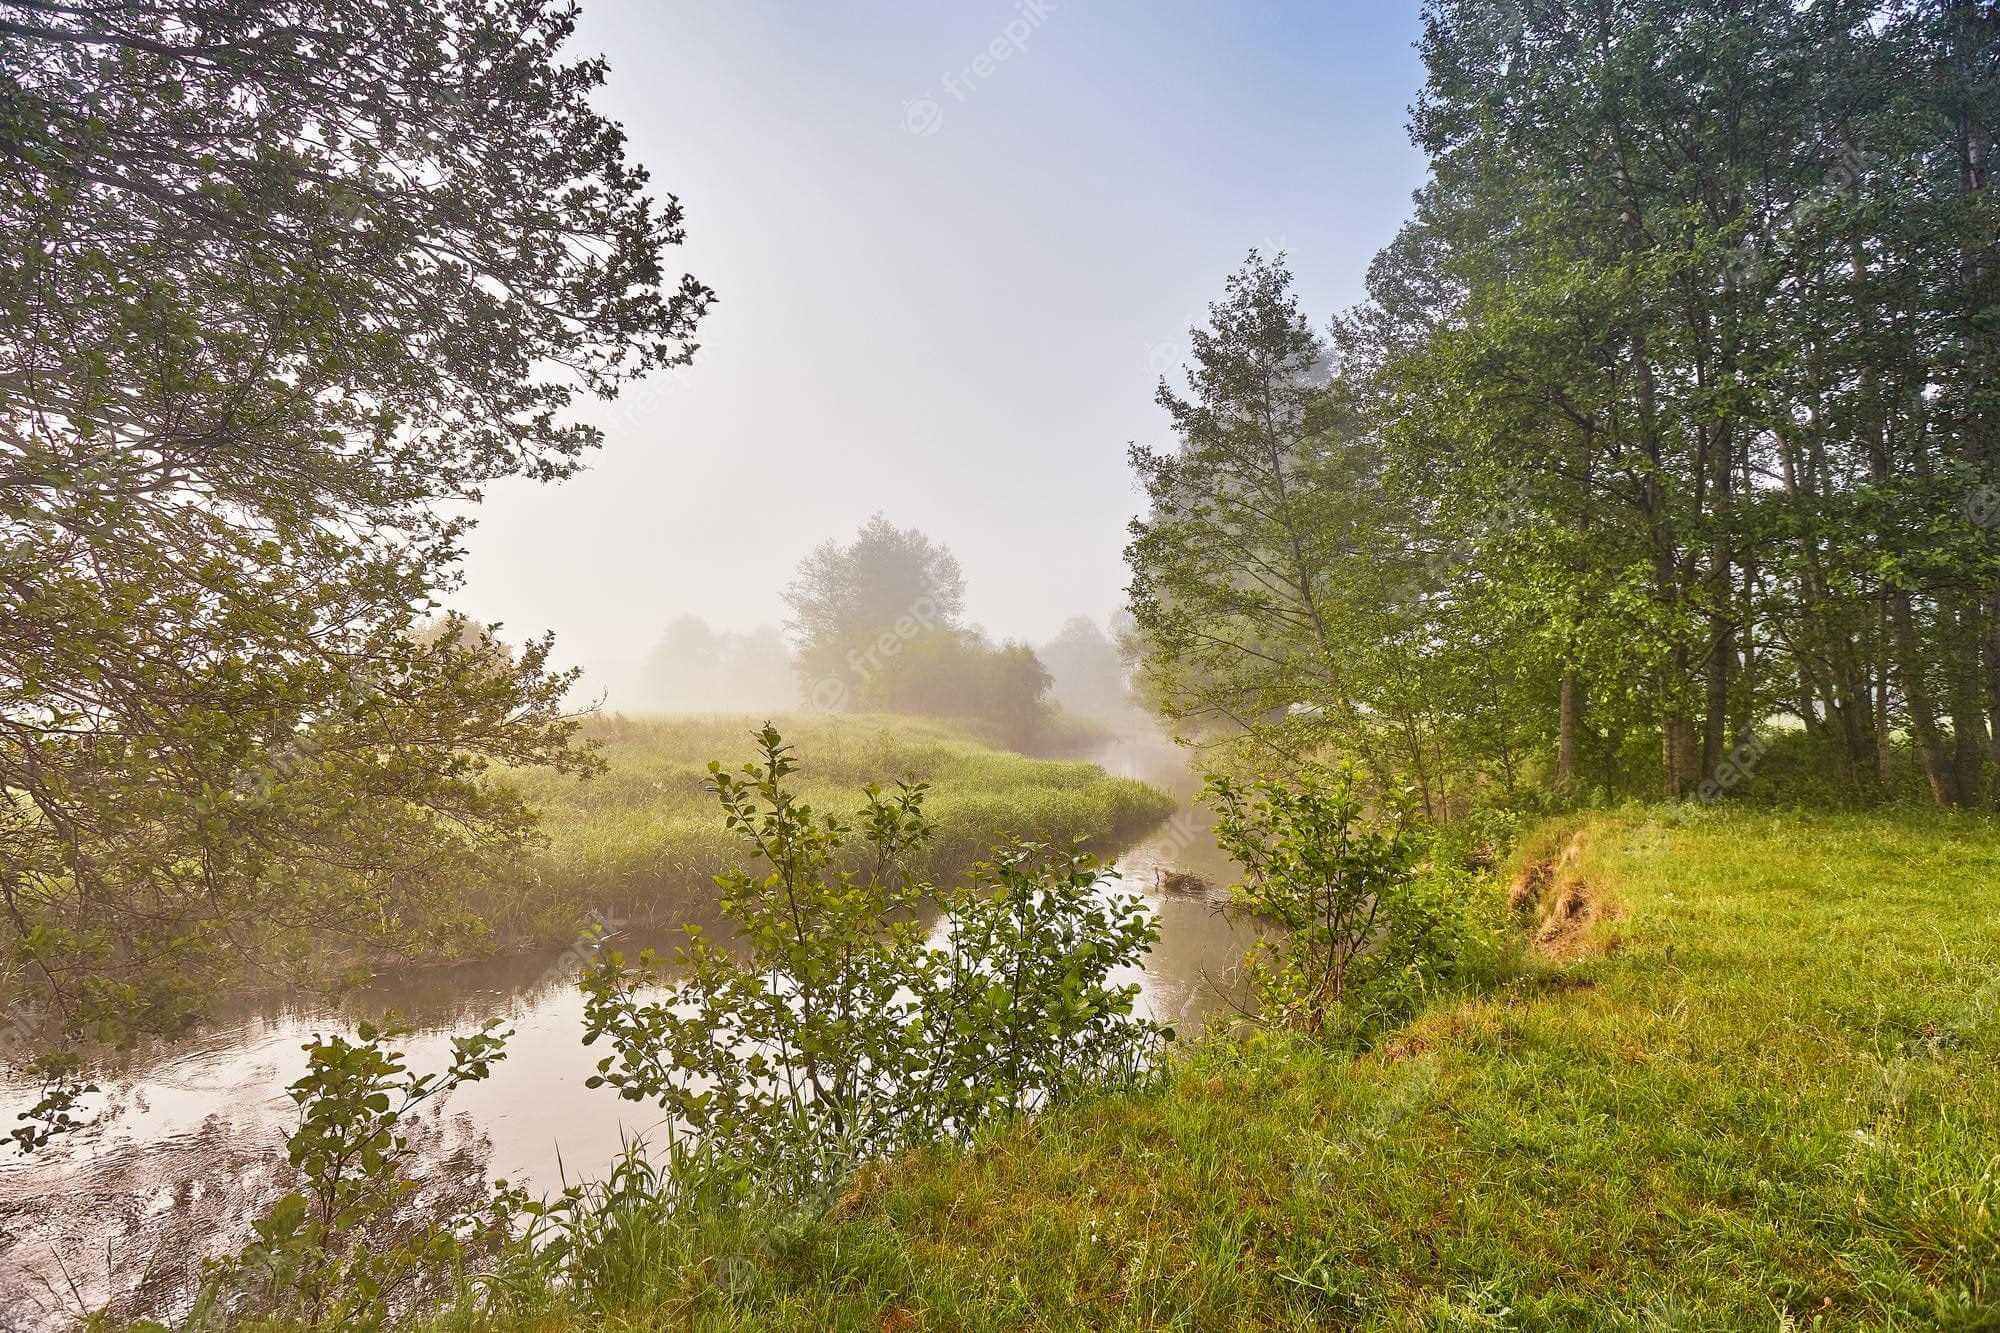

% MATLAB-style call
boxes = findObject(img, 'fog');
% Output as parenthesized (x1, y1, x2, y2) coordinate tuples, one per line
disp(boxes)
(449, 1, 1428, 708)
(631, 515, 1145, 746)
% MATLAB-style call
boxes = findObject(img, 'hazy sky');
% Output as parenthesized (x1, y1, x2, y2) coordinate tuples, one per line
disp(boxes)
(455, 0, 1430, 702)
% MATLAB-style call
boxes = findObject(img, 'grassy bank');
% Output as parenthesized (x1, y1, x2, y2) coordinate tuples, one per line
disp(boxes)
(452, 805, 2000, 1329)
(485, 713, 1176, 941)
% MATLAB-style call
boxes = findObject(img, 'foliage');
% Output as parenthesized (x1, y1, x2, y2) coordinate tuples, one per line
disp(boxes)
(782, 514, 967, 706)
(1127, 3, 2000, 812)
(578, 726, 1167, 1193)
(847, 627, 1056, 751)
(1420, 801, 1535, 876)
(485, 711, 1175, 942)
(1, 0, 711, 1043)
(779, 515, 1061, 747)
(1125, 255, 1388, 774)
(449, 808, 2000, 1329)
(466, 1136, 767, 1323)
(1206, 767, 1479, 1042)
(1705, 726, 1937, 810)
(1038, 616, 1137, 721)
(185, 1021, 509, 1331)
(7, 1051, 96, 1153)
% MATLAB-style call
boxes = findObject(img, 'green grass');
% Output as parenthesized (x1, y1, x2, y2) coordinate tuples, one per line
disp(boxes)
(444, 805, 2000, 1329)
(483, 713, 1176, 942)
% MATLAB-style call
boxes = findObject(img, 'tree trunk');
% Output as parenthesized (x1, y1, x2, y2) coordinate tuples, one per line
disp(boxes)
(1701, 352, 1739, 783)
(1948, 600, 1989, 805)
(1890, 590, 1960, 807)
(1947, 0, 1996, 805)
(1557, 669, 1582, 791)
(1874, 641, 1894, 788)
(1701, 626, 1732, 785)
(1987, 593, 2000, 805)
(1663, 713, 1700, 800)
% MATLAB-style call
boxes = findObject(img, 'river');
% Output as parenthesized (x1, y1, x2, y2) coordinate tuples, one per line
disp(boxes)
(0, 735, 1258, 1326)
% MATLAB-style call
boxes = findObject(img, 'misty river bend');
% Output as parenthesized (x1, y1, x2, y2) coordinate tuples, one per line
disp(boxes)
(0, 742, 1262, 1327)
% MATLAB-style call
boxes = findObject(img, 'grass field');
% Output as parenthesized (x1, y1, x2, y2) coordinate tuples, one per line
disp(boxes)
(485, 713, 1176, 942)
(449, 804, 2000, 1329)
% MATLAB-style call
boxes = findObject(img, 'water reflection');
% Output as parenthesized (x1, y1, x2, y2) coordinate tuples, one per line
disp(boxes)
(0, 735, 1260, 1325)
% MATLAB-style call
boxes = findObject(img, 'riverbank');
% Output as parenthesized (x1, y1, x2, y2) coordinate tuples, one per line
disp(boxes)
(0, 719, 1185, 1327)
(484, 713, 1178, 943)
(0, 715, 1174, 1040)
(448, 805, 2000, 1329)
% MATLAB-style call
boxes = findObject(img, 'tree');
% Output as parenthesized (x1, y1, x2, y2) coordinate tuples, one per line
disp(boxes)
(579, 728, 1164, 1192)
(1125, 252, 1425, 792)
(0, 0, 712, 1041)
(782, 514, 966, 707)
(1384, 0, 1999, 806)
(1127, 4, 2000, 812)
(849, 628, 1055, 751)
(638, 615, 795, 713)
(1038, 616, 1133, 720)
(1206, 765, 1475, 1043)
(198, 1021, 510, 1327)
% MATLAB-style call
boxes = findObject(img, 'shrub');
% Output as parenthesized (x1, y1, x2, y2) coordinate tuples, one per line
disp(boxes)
(579, 726, 1168, 1194)
(1422, 803, 1530, 873)
(183, 1021, 510, 1330)
(850, 627, 1056, 752)
(1206, 766, 1483, 1044)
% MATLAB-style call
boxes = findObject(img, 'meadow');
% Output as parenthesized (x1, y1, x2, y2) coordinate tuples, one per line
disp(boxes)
(434, 805, 2000, 1330)
(483, 713, 1177, 943)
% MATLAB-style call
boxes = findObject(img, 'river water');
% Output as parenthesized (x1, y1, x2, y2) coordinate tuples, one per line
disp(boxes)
(0, 735, 1257, 1326)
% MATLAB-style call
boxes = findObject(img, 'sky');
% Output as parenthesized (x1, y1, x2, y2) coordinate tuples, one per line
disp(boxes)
(455, 0, 1432, 704)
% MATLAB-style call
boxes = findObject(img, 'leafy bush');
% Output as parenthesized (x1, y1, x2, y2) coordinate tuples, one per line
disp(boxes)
(1703, 726, 1936, 809)
(849, 627, 1057, 752)
(1422, 803, 1530, 874)
(1206, 766, 1484, 1044)
(181, 1022, 509, 1331)
(579, 726, 1168, 1193)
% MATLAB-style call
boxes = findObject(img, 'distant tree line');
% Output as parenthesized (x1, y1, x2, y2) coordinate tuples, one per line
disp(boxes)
(1127, 0, 1999, 813)
(637, 516, 1137, 751)
(637, 616, 795, 714)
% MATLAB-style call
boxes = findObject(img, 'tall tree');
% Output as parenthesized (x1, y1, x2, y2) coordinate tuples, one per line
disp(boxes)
(782, 514, 966, 706)
(0, 0, 711, 1038)
(1125, 253, 1419, 790)
(1132, 1, 2000, 812)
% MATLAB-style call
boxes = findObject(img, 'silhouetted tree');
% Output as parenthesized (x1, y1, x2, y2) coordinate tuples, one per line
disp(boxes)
(783, 515, 966, 706)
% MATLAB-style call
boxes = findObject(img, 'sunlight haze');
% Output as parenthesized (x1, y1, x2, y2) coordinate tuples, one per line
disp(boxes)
(454, 1, 1428, 702)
